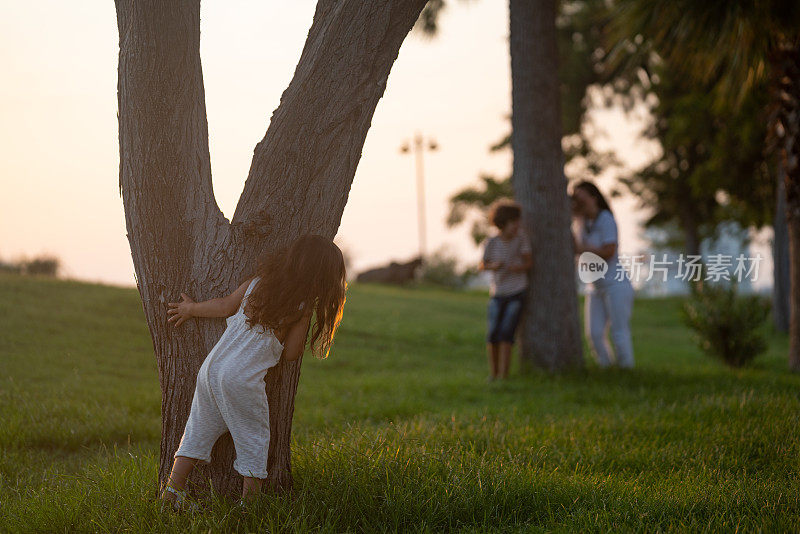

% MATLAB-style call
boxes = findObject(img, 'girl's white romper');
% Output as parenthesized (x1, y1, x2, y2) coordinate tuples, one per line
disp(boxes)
(174, 276, 290, 478)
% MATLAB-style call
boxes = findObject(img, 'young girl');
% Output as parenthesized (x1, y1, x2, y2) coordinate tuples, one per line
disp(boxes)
(478, 199, 533, 381)
(159, 234, 347, 511)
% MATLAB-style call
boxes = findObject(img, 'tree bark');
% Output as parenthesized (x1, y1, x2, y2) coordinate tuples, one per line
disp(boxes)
(115, 0, 427, 498)
(768, 42, 800, 371)
(774, 164, 790, 333)
(676, 174, 701, 257)
(787, 198, 800, 372)
(509, 0, 584, 371)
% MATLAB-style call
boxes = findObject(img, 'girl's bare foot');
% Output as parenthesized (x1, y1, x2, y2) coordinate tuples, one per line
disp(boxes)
(159, 485, 199, 513)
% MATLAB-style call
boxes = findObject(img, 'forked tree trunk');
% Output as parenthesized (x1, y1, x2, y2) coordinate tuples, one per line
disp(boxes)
(509, 0, 583, 371)
(114, 0, 427, 497)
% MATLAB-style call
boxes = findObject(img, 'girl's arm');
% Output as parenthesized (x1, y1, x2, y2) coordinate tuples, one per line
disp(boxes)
(280, 310, 313, 361)
(167, 278, 254, 327)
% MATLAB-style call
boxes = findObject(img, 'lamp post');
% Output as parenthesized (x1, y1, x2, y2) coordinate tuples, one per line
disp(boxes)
(400, 132, 438, 259)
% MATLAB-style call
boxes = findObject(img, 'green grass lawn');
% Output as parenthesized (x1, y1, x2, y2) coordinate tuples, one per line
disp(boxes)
(0, 272, 797, 532)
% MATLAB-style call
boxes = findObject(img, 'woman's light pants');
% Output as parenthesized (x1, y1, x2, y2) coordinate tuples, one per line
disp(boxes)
(585, 280, 635, 368)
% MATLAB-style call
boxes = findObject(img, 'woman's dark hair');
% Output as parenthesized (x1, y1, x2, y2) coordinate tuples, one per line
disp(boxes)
(487, 198, 522, 230)
(573, 180, 612, 214)
(243, 234, 347, 359)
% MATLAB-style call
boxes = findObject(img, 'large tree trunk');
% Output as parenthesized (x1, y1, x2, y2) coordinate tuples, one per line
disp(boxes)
(774, 165, 790, 333)
(509, 0, 583, 371)
(768, 41, 800, 371)
(115, 0, 427, 498)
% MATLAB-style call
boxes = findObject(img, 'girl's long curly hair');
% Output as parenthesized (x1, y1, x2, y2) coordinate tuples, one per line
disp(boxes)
(243, 234, 347, 359)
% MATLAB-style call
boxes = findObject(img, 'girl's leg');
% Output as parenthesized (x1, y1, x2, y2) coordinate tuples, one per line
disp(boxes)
(585, 289, 612, 367)
(223, 390, 270, 496)
(165, 362, 229, 504)
(241, 476, 265, 500)
(161, 456, 198, 502)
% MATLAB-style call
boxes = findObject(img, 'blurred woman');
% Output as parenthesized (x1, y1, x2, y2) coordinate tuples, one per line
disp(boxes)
(571, 181, 635, 368)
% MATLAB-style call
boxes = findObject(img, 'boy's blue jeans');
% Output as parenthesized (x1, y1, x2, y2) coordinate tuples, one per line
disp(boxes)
(486, 288, 526, 344)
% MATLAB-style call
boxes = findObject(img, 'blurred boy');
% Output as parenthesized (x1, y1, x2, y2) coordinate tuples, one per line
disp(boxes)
(478, 199, 533, 380)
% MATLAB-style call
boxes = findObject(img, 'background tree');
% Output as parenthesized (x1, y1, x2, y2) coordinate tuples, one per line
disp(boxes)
(114, 0, 428, 498)
(775, 174, 791, 332)
(447, 128, 621, 247)
(441, 0, 625, 246)
(418, 0, 592, 369)
(447, 169, 513, 245)
(509, 0, 583, 370)
(616, 61, 774, 257)
(443, 0, 789, 333)
(604, 0, 800, 367)
(575, 0, 786, 329)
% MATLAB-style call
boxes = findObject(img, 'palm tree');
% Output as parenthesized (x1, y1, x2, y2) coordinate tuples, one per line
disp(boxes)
(605, 0, 800, 369)
(618, 58, 773, 258)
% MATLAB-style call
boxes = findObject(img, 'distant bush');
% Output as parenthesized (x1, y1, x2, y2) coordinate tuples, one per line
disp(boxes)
(0, 260, 22, 274)
(24, 256, 60, 276)
(419, 247, 473, 289)
(0, 254, 60, 277)
(681, 280, 770, 368)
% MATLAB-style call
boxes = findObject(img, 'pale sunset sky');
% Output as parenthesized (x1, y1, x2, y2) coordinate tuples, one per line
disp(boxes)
(1, 1, 670, 288)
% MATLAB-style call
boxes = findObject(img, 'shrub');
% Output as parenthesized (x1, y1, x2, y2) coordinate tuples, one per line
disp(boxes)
(419, 247, 469, 289)
(0, 255, 61, 277)
(24, 256, 60, 277)
(0, 260, 22, 274)
(681, 280, 770, 368)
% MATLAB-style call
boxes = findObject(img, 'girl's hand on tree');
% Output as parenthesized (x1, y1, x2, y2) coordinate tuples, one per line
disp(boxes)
(167, 293, 195, 327)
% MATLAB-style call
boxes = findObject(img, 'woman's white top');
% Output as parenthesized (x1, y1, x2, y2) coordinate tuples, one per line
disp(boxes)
(579, 209, 625, 289)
